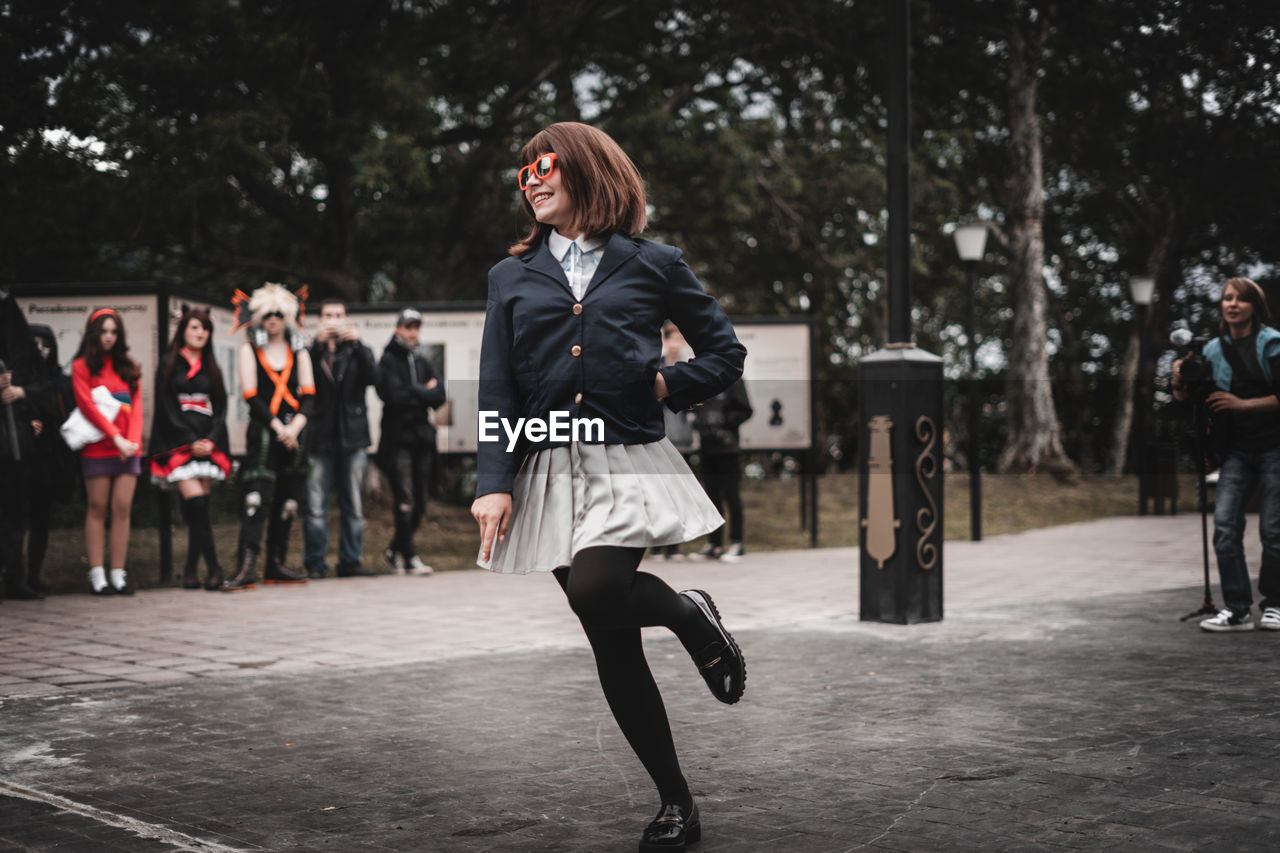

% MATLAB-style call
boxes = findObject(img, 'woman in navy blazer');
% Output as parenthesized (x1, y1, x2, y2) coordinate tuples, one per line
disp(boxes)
(472, 122, 747, 851)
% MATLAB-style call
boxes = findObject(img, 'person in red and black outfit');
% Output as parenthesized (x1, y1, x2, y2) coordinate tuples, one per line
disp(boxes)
(150, 308, 232, 590)
(71, 308, 143, 596)
(222, 284, 316, 591)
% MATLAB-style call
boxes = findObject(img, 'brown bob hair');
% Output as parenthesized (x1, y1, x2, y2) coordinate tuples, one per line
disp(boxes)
(509, 122, 647, 256)
(1220, 277, 1271, 336)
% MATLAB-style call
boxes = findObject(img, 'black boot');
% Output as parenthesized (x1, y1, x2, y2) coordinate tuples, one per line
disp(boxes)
(263, 512, 306, 584)
(221, 549, 258, 591)
(6, 576, 44, 600)
(27, 570, 49, 596)
(180, 497, 202, 588)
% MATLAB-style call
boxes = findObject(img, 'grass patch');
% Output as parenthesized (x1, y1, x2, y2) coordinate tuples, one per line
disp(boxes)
(23, 471, 1189, 595)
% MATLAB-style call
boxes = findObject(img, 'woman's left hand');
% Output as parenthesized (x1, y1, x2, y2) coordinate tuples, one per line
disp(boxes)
(191, 439, 214, 457)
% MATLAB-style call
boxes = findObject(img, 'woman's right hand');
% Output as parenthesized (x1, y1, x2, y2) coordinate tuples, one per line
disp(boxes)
(113, 433, 138, 460)
(471, 492, 512, 562)
(191, 439, 214, 458)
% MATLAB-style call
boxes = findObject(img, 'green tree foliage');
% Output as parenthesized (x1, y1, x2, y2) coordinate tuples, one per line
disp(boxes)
(3, 0, 1279, 472)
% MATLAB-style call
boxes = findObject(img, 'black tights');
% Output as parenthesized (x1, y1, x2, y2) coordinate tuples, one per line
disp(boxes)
(554, 546, 714, 809)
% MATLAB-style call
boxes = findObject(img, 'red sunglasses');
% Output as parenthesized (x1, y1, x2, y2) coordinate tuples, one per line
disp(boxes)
(517, 153, 558, 190)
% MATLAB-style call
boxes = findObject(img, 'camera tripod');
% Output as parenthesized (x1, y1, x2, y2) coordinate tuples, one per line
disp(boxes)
(1179, 404, 1218, 621)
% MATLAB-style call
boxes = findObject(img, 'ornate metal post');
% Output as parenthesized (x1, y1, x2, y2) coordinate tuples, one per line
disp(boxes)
(858, 0, 945, 624)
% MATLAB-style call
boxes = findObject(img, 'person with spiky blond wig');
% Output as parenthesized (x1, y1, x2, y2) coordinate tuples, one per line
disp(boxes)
(223, 282, 316, 590)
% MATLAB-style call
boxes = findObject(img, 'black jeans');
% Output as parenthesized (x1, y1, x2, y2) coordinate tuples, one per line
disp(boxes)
(387, 444, 436, 559)
(236, 421, 308, 568)
(701, 451, 743, 547)
(0, 460, 29, 591)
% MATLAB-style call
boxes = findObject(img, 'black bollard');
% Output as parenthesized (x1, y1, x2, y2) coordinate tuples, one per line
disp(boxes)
(858, 346, 944, 624)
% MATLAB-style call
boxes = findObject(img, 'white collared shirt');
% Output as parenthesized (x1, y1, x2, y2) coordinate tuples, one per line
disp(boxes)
(548, 230, 605, 300)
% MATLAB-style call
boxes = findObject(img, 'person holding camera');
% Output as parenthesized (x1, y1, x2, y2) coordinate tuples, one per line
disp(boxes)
(1173, 276, 1280, 632)
(303, 298, 379, 579)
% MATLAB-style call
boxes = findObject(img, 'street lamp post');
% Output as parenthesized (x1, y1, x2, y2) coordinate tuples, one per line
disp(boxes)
(954, 223, 988, 542)
(1130, 275, 1156, 516)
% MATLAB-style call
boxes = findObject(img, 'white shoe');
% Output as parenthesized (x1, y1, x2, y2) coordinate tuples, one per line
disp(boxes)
(1259, 607, 1280, 631)
(404, 555, 434, 576)
(1200, 609, 1253, 632)
(720, 542, 745, 563)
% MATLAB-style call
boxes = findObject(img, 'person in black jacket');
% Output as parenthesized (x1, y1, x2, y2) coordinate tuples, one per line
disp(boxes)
(375, 308, 445, 575)
(149, 308, 233, 590)
(304, 299, 379, 579)
(692, 378, 753, 562)
(25, 324, 77, 595)
(0, 290, 54, 601)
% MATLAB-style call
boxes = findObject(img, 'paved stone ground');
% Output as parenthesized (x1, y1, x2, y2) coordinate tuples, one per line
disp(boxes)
(1, 516, 1278, 851)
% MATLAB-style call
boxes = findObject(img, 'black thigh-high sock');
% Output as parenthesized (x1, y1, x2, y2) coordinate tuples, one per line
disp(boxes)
(584, 622, 692, 809)
(181, 496, 202, 573)
(554, 547, 714, 809)
(557, 546, 720, 654)
(184, 495, 219, 572)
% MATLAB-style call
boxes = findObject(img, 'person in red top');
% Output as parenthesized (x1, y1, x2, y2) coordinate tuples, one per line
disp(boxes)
(71, 308, 143, 596)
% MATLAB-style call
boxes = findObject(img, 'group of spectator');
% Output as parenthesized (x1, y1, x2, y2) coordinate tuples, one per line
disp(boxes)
(0, 285, 446, 600)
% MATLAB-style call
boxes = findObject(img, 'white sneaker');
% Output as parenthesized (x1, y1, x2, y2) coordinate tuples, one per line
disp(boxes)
(720, 542, 745, 563)
(404, 555, 434, 576)
(383, 549, 405, 573)
(1200, 609, 1254, 632)
(1259, 607, 1280, 631)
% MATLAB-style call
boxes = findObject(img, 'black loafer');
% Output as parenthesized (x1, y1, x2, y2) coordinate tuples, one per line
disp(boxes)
(640, 802, 701, 851)
(680, 589, 746, 704)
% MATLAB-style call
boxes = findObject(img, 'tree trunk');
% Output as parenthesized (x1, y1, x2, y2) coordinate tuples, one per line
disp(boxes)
(997, 11, 1074, 476)
(1107, 324, 1140, 475)
(1107, 206, 1175, 475)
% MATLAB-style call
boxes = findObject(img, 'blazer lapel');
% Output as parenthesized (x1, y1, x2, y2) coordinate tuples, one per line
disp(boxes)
(583, 232, 641, 298)
(521, 241, 573, 297)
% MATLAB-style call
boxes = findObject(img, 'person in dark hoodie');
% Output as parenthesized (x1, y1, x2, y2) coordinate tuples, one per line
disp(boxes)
(25, 323, 78, 595)
(0, 290, 55, 600)
(375, 308, 445, 575)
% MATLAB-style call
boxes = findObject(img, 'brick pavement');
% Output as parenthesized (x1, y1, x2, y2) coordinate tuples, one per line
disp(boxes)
(1, 515, 1277, 851)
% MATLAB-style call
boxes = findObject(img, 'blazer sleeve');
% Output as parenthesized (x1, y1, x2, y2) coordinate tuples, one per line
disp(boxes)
(724, 378, 754, 430)
(475, 271, 521, 497)
(656, 252, 746, 412)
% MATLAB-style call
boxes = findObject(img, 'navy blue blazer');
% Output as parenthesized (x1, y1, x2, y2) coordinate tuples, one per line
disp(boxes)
(476, 232, 746, 497)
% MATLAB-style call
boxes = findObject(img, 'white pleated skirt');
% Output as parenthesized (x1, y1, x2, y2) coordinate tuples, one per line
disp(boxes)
(478, 438, 724, 574)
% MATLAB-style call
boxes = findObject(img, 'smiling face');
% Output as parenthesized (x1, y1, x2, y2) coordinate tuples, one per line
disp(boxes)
(1222, 284, 1255, 332)
(183, 317, 210, 350)
(524, 154, 576, 234)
